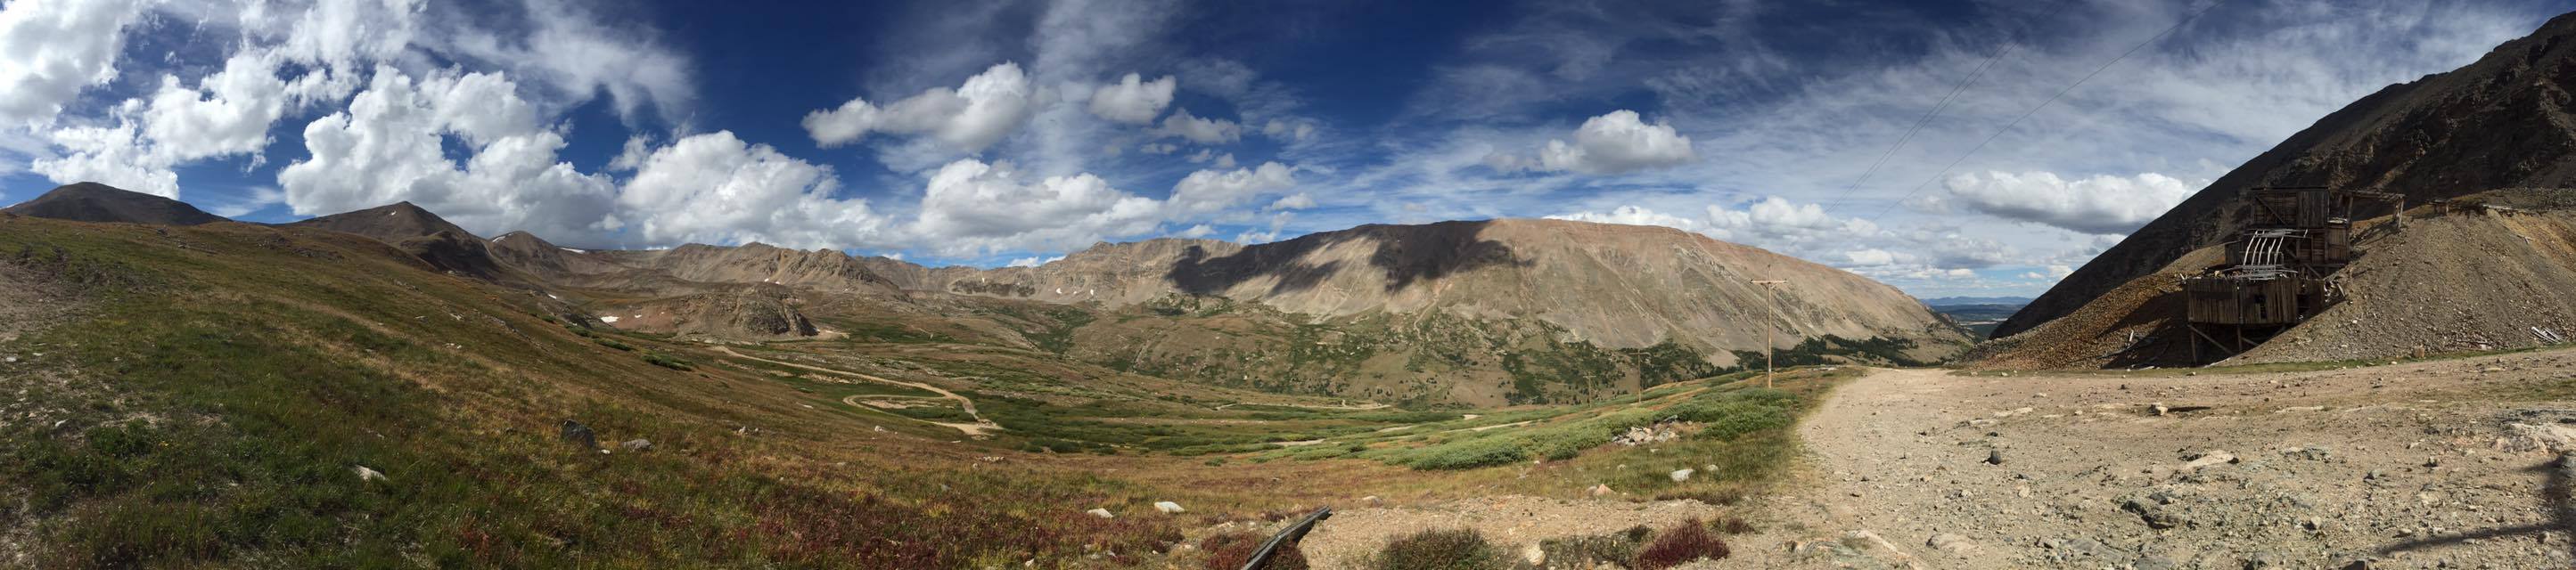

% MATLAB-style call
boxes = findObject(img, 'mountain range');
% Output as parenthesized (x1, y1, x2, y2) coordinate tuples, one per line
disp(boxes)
(1, 181, 1971, 405)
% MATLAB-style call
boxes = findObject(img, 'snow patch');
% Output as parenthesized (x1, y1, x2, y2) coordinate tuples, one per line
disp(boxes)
(599, 316, 619, 323)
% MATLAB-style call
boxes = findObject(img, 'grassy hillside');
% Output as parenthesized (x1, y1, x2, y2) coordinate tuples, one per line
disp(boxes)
(0, 215, 1852, 567)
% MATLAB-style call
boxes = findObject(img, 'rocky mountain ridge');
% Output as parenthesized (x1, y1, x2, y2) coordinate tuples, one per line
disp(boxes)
(2000, 11, 2576, 338)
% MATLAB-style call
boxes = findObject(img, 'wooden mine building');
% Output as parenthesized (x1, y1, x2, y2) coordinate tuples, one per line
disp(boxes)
(2180, 186, 2403, 362)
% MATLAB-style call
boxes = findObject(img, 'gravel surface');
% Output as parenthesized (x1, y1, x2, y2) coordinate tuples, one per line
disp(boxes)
(1727, 351, 2576, 569)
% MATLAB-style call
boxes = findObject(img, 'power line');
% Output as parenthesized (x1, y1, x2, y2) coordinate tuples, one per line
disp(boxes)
(1827, 0, 2074, 208)
(1867, 0, 2228, 223)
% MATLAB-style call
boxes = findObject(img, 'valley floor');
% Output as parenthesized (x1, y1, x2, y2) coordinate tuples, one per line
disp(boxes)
(1729, 349, 2576, 569)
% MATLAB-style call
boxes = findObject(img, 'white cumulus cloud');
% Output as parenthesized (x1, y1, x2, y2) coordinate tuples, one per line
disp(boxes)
(1491, 110, 1694, 175)
(0, 0, 149, 126)
(1546, 204, 1710, 232)
(615, 130, 890, 249)
(1268, 192, 1315, 210)
(1167, 161, 1294, 217)
(1153, 107, 1240, 144)
(912, 159, 1163, 256)
(1940, 171, 2195, 235)
(1087, 72, 1174, 124)
(277, 66, 615, 240)
(802, 61, 1039, 151)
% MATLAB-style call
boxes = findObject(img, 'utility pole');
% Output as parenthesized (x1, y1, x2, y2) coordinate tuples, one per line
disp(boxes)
(1750, 280, 1787, 388)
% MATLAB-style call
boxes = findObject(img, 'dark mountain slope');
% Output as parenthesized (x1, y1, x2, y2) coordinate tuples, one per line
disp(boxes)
(2001, 12, 2576, 338)
(3, 182, 226, 225)
(287, 202, 508, 280)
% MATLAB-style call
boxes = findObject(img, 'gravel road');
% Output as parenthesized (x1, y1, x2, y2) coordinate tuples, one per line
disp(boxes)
(1730, 351, 2576, 569)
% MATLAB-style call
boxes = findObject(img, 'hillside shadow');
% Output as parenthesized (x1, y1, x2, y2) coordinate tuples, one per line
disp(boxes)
(2375, 453, 2572, 561)
(2098, 289, 2198, 369)
(1167, 220, 1533, 297)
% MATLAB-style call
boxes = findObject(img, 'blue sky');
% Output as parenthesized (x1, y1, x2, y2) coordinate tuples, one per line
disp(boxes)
(0, 0, 2565, 297)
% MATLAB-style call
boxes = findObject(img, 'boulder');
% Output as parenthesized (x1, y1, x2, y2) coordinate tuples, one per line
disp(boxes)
(2121, 496, 2186, 529)
(560, 419, 598, 450)
(1153, 501, 1185, 514)
(2496, 422, 2576, 453)
(1086, 508, 1115, 518)
(1588, 484, 1614, 497)
(1927, 533, 1976, 554)
(621, 439, 652, 452)
(2182, 450, 2236, 470)
(354, 466, 387, 482)
(1669, 468, 1694, 483)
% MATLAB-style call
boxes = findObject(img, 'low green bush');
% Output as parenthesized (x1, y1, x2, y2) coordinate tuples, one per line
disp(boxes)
(642, 352, 692, 370)
(1539, 532, 1643, 568)
(1366, 529, 1502, 570)
(1400, 437, 1525, 470)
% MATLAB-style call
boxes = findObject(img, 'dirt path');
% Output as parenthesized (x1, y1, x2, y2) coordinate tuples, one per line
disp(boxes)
(1213, 401, 1393, 411)
(1729, 352, 2576, 569)
(714, 346, 1000, 436)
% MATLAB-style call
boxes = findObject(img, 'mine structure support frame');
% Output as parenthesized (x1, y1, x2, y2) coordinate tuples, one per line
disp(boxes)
(2180, 185, 2406, 364)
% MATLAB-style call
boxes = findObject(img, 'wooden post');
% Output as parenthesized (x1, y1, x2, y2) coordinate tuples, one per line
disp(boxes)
(1750, 280, 1788, 388)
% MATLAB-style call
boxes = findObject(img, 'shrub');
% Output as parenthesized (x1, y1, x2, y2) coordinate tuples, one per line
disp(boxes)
(1634, 519, 1729, 569)
(642, 352, 692, 370)
(594, 338, 634, 351)
(1710, 517, 1756, 535)
(1198, 532, 1308, 570)
(1402, 437, 1524, 470)
(1538, 533, 1641, 568)
(1697, 406, 1792, 441)
(1368, 529, 1503, 570)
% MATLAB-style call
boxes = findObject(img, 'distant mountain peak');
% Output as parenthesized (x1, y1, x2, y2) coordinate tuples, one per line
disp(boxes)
(3, 182, 226, 226)
(292, 200, 479, 243)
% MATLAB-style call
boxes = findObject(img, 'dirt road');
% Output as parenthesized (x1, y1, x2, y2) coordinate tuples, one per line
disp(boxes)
(1732, 351, 2576, 569)
(714, 346, 1000, 436)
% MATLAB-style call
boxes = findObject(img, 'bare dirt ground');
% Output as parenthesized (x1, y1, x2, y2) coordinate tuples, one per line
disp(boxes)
(1728, 349, 2576, 569)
